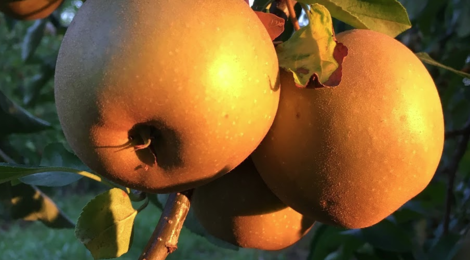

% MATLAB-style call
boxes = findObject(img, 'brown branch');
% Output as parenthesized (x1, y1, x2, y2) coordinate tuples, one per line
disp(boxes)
(443, 116, 470, 235)
(286, 0, 300, 31)
(445, 121, 470, 138)
(139, 190, 192, 260)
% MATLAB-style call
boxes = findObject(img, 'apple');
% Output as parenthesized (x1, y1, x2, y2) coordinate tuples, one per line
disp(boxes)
(54, 0, 280, 193)
(192, 157, 314, 250)
(252, 29, 444, 229)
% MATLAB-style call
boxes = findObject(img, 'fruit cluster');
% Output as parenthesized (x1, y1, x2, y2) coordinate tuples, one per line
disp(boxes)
(48, 0, 443, 251)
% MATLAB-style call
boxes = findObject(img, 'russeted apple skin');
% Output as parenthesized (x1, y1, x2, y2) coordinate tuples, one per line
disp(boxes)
(192, 158, 314, 250)
(252, 29, 445, 229)
(0, 0, 63, 20)
(54, 0, 280, 193)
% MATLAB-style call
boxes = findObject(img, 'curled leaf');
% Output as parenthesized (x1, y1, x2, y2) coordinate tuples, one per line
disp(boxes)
(276, 3, 348, 88)
(255, 11, 286, 41)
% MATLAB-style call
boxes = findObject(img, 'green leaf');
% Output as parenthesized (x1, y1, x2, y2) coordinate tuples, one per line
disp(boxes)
(10, 183, 75, 229)
(300, 0, 411, 37)
(427, 234, 462, 260)
(392, 205, 425, 223)
(0, 163, 96, 186)
(398, 0, 427, 21)
(360, 219, 413, 252)
(75, 188, 137, 259)
(413, 180, 447, 208)
(276, 3, 347, 88)
(0, 163, 50, 184)
(414, 0, 446, 35)
(19, 143, 85, 187)
(147, 194, 164, 210)
(416, 52, 470, 79)
(40, 143, 87, 170)
(23, 59, 55, 107)
(308, 224, 346, 260)
(308, 224, 364, 260)
(0, 90, 51, 136)
(21, 19, 48, 62)
(339, 234, 366, 259)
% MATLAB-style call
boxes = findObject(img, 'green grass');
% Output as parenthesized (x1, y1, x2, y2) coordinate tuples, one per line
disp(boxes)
(0, 191, 312, 260)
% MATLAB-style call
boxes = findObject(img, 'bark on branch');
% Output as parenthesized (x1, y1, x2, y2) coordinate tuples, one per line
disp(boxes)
(139, 191, 192, 260)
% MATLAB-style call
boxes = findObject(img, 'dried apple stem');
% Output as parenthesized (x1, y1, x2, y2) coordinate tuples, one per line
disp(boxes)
(139, 190, 192, 260)
(134, 128, 153, 150)
(286, 0, 300, 31)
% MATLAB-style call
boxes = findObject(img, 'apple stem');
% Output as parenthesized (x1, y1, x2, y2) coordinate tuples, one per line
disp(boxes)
(132, 127, 158, 169)
(138, 190, 192, 260)
(134, 128, 153, 151)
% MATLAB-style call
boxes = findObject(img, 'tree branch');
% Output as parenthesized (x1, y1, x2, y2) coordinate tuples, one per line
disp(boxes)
(443, 116, 470, 235)
(445, 121, 470, 138)
(139, 190, 192, 260)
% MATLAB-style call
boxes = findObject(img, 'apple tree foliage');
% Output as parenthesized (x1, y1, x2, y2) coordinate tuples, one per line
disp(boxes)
(1, 0, 470, 259)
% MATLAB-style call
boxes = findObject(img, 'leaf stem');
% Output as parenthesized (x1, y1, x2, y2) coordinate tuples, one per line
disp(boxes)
(137, 196, 150, 213)
(286, 0, 300, 31)
(130, 190, 147, 202)
(139, 190, 192, 260)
